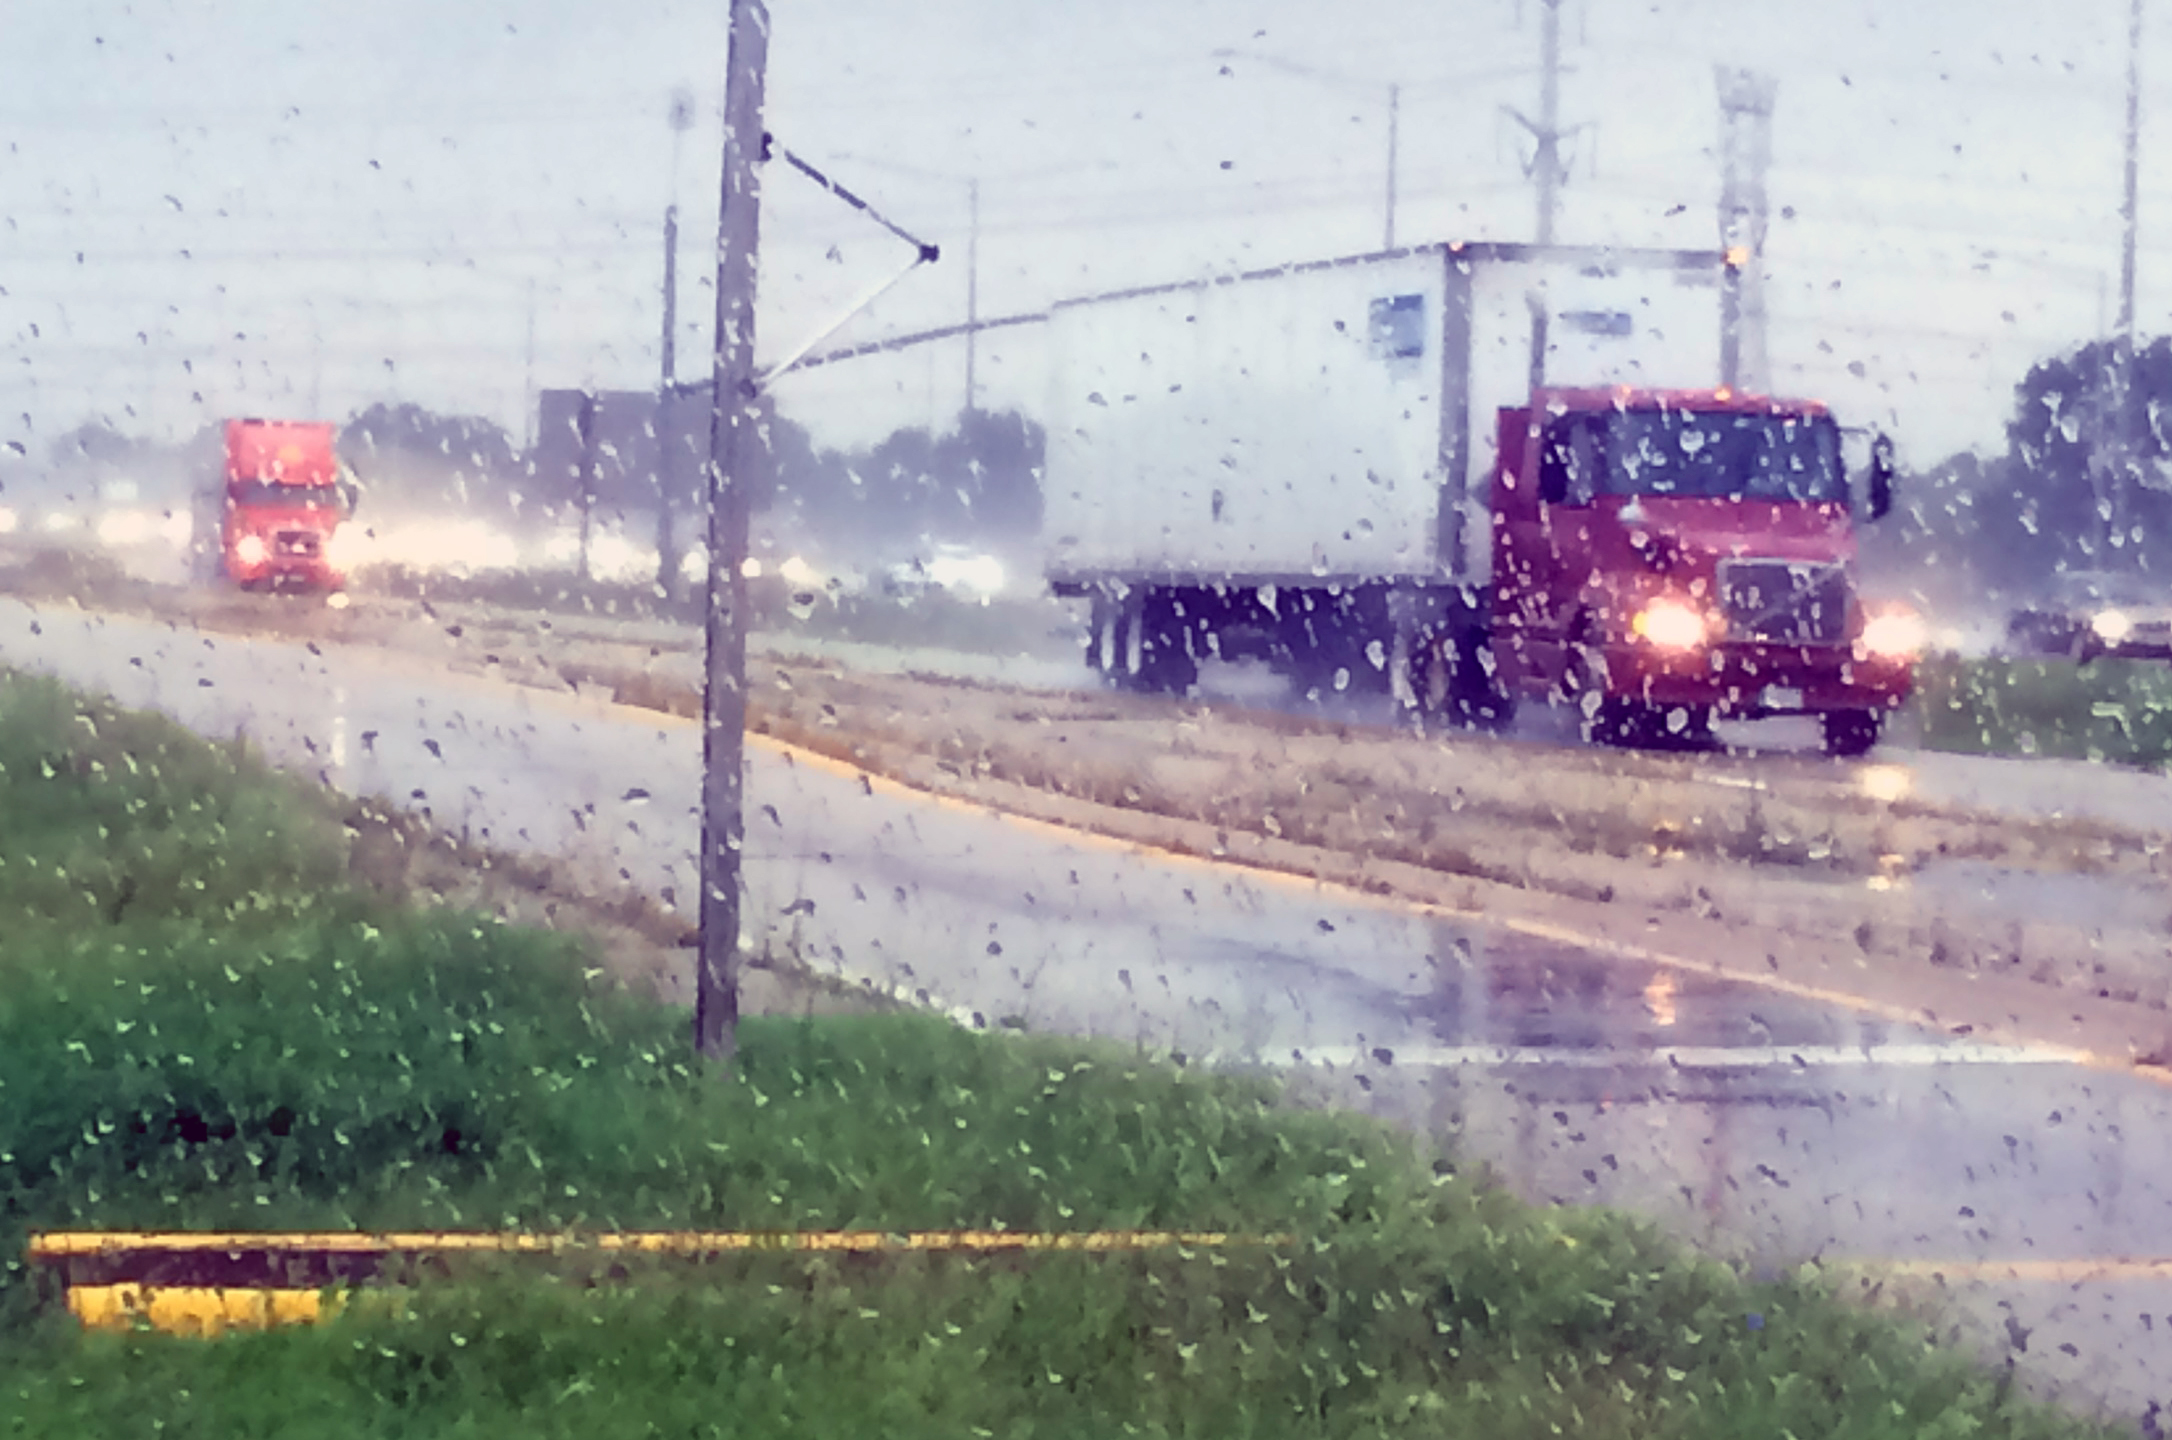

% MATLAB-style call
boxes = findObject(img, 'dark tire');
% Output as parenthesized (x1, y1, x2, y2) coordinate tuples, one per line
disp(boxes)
(1652, 703, 1716, 750)
(1417, 626, 1514, 731)
(1100, 589, 1196, 695)
(1562, 631, 1629, 745)
(1086, 592, 1117, 675)
(1583, 697, 1661, 748)
(1822, 708, 1881, 758)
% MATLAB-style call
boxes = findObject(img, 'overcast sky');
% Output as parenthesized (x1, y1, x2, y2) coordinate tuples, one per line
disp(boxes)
(0, 0, 2158, 465)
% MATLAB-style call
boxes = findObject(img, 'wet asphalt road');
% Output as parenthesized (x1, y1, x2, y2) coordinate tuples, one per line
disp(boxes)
(3, 595, 2171, 1421)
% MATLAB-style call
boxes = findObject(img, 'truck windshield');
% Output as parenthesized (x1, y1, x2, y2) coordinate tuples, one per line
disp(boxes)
(1573, 410, 1845, 505)
(230, 480, 338, 510)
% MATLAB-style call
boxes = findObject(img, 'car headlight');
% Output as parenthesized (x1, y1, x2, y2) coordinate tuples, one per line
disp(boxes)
(324, 527, 368, 574)
(234, 534, 268, 566)
(1861, 610, 1927, 659)
(1630, 598, 1710, 651)
(96, 510, 151, 546)
(2092, 608, 2134, 644)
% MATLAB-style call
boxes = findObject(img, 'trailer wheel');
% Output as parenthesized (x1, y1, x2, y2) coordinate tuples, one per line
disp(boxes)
(1131, 590, 1199, 694)
(1821, 708, 1881, 758)
(1580, 697, 1655, 748)
(1090, 588, 1196, 695)
(1086, 592, 1118, 675)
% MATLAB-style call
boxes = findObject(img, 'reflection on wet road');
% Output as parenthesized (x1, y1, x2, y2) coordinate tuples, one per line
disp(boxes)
(3, 597, 2169, 1416)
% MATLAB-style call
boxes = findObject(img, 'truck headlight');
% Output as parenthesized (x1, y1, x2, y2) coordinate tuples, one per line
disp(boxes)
(2092, 608, 2134, 644)
(235, 534, 268, 566)
(1861, 610, 1926, 658)
(1630, 598, 1710, 651)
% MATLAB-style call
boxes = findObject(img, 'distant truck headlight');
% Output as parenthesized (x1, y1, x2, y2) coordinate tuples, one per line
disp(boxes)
(928, 553, 1006, 601)
(96, 510, 151, 546)
(1861, 610, 1927, 659)
(1630, 598, 1709, 651)
(2092, 608, 2134, 644)
(235, 534, 268, 566)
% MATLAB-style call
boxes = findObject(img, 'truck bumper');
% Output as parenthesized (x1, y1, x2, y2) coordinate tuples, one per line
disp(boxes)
(1603, 642, 1912, 717)
(227, 559, 343, 590)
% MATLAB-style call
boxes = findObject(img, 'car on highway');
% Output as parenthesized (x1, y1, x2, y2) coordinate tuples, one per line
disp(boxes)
(2004, 568, 2172, 662)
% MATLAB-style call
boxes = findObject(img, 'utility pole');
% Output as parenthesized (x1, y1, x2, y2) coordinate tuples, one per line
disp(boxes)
(1534, 0, 1563, 245)
(575, 390, 596, 584)
(2112, 0, 2144, 558)
(659, 90, 698, 602)
(697, 0, 769, 1063)
(965, 178, 979, 413)
(1500, 0, 1574, 244)
(658, 204, 682, 603)
(1385, 84, 1400, 249)
(1717, 68, 1778, 395)
(523, 280, 537, 449)
(1504, 0, 1577, 390)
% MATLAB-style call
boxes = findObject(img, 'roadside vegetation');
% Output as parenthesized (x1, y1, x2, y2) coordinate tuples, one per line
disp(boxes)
(1915, 651, 2172, 770)
(0, 666, 2127, 1438)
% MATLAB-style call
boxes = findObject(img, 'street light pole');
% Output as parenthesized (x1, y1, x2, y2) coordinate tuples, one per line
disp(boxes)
(658, 203, 681, 603)
(696, 0, 769, 1064)
(2112, 0, 2144, 557)
(1385, 83, 1399, 249)
(965, 177, 979, 412)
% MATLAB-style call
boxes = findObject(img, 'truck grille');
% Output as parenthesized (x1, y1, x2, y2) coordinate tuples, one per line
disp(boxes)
(1716, 559, 1851, 645)
(274, 531, 321, 559)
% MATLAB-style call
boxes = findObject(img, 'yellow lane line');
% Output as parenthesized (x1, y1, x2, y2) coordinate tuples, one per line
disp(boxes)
(1834, 1258, 2172, 1284)
(29, 1229, 1285, 1258)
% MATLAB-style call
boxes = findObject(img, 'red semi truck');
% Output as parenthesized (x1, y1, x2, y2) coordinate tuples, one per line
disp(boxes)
(1042, 242, 1918, 756)
(218, 419, 354, 590)
(1481, 385, 1913, 754)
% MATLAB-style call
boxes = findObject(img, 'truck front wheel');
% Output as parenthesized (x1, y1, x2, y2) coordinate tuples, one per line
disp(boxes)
(1821, 709, 1881, 758)
(1417, 628, 1513, 731)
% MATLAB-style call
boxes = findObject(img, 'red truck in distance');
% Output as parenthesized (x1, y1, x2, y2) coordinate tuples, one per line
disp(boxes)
(220, 419, 354, 591)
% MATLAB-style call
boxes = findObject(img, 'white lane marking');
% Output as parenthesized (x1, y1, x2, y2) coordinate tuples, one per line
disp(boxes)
(1284, 1041, 2089, 1070)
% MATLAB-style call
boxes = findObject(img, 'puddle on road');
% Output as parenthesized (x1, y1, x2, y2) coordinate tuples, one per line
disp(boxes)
(1413, 920, 1906, 1054)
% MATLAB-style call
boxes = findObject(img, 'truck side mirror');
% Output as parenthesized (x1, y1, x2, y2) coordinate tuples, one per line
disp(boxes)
(1866, 434, 1895, 522)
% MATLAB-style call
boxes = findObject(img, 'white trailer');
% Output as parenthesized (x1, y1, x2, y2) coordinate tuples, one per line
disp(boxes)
(1043, 241, 1730, 697)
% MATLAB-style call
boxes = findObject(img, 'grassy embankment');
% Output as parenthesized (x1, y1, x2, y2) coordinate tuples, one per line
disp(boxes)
(0, 666, 2123, 1438)
(1915, 652, 2172, 770)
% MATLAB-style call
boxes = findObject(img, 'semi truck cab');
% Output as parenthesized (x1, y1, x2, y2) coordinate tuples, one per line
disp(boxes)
(1486, 387, 1916, 755)
(220, 419, 355, 591)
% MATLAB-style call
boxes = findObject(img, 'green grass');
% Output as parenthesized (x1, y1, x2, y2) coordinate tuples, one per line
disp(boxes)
(1914, 652, 2172, 769)
(0, 667, 2122, 1438)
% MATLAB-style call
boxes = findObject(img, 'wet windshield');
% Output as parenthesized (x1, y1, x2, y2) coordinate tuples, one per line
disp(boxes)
(1597, 409, 1845, 503)
(228, 481, 338, 510)
(5, 1, 2172, 1435)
